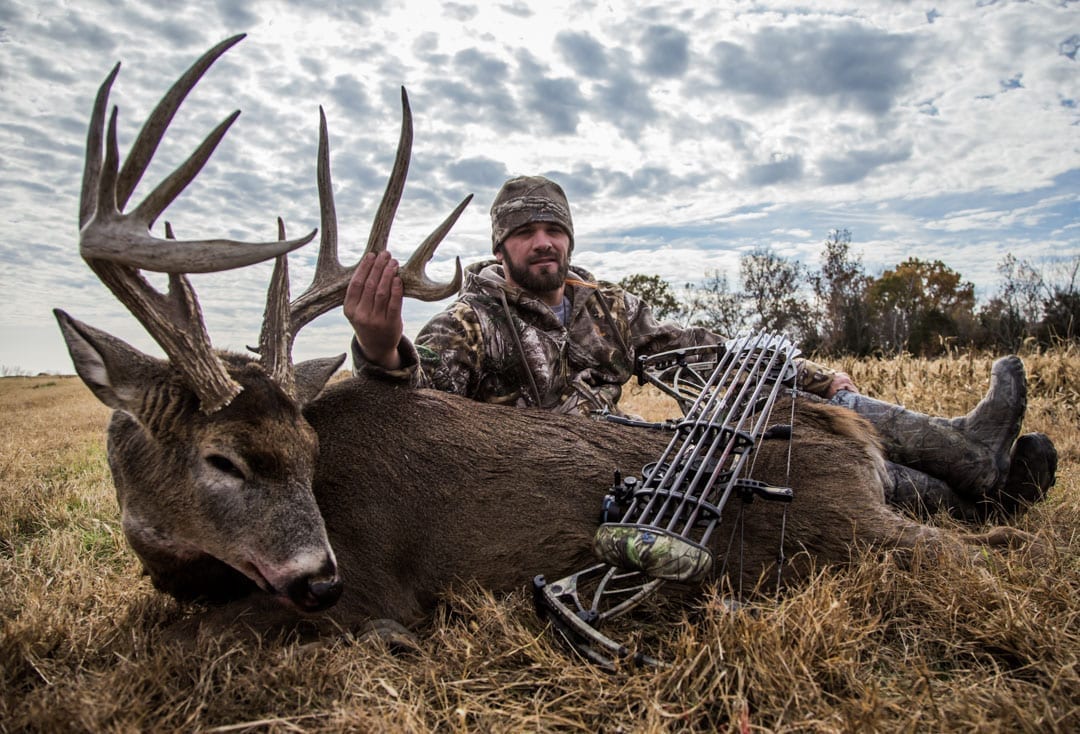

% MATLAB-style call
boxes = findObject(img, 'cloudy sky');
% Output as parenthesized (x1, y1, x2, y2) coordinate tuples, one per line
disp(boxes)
(2, 0, 1077, 374)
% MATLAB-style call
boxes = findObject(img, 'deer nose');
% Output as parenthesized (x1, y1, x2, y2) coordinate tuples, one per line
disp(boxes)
(286, 570, 343, 612)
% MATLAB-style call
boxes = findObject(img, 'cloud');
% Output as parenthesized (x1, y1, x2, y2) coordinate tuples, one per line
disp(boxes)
(557, 32, 660, 138)
(555, 31, 610, 78)
(442, 2, 478, 22)
(925, 193, 1077, 233)
(707, 22, 915, 115)
(999, 73, 1024, 92)
(771, 228, 813, 239)
(454, 47, 511, 83)
(1061, 34, 1079, 61)
(446, 156, 509, 189)
(515, 51, 585, 135)
(743, 154, 805, 187)
(328, 74, 374, 117)
(497, 1, 532, 19)
(415, 47, 523, 130)
(818, 143, 914, 186)
(640, 25, 690, 78)
(593, 67, 658, 139)
(608, 166, 686, 198)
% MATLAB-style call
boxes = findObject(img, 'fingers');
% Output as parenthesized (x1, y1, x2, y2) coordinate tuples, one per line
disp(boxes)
(345, 251, 401, 324)
(361, 251, 400, 319)
(343, 252, 405, 369)
(827, 371, 859, 398)
(343, 252, 375, 320)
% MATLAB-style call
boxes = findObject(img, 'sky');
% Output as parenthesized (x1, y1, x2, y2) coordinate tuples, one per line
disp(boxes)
(1, 0, 1077, 375)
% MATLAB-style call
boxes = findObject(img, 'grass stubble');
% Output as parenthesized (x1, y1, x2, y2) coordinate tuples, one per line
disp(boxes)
(1, 350, 1077, 732)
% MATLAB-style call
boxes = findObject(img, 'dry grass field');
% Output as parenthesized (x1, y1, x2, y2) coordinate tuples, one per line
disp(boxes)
(2, 350, 1078, 732)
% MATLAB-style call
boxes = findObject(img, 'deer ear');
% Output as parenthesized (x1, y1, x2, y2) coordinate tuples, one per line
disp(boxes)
(54, 309, 166, 413)
(293, 354, 346, 406)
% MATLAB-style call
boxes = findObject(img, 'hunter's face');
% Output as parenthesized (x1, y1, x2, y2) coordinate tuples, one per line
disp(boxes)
(498, 221, 571, 296)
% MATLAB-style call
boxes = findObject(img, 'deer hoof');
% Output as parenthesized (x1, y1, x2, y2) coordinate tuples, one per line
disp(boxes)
(357, 618, 421, 654)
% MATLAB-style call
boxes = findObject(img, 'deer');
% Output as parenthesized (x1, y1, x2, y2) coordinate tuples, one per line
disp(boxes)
(56, 36, 1037, 644)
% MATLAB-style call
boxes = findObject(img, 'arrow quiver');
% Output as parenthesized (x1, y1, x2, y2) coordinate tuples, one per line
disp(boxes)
(534, 332, 801, 669)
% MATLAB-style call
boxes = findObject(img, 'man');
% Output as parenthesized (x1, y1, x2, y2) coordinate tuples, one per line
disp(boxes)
(345, 175, 1055, 519)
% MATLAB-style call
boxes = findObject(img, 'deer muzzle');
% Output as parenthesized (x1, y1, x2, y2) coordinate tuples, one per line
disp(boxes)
(286, 564, 343, 612)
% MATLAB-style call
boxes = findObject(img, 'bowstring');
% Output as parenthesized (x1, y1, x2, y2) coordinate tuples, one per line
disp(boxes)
(776, 387, 798, 596)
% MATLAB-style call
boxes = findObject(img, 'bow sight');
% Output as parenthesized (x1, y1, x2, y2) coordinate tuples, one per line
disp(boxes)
(533, 332, 801, 669)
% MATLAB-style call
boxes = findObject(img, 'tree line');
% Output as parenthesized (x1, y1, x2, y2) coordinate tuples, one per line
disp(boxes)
(619, 229, 1080, 357)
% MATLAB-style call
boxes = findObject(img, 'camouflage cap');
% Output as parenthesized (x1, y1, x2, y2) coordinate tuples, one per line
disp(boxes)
(490, 175, 574, 254)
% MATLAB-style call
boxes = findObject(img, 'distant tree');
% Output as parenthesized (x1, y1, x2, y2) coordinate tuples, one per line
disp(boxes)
(617, 274, 686, 322)
(998, 253, 1047, 326)
(685, 270, 745, 336)
(976, 253, 1047, 350)
(976, 296, 1029, 351)
(740, 246, 816, 343)
(1039, 289, 1080, 343)
(867, 258, 976, 355)
(810, 228, 873, 355)
(1038, 254, 1080, 344)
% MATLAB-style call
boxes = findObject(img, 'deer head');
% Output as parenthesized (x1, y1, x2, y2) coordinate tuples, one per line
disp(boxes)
(56, 34, 470, 613)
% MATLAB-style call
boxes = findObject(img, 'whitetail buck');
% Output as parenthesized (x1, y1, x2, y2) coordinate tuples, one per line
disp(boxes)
(57, 36, 1034, 639)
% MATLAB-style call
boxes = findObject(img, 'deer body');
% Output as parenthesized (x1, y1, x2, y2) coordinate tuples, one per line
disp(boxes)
(91, 351, 953, 633)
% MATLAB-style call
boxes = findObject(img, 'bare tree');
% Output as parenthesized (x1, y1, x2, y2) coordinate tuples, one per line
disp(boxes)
(810, 229, 873, 356)
(741, 246, 815, 343)
(1039, 254, 1080, 344)
(685, 270, 745, 336)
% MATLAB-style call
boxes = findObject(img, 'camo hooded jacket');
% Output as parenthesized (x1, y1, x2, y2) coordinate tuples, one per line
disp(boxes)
(351, 261, 839, 415)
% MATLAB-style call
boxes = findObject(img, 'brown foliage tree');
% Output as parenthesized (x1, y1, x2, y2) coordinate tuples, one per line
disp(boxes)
(867, 258, 976, 355)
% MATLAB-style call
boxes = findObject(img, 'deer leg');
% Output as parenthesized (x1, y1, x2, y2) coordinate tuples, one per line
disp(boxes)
(355, 618, 422, 654)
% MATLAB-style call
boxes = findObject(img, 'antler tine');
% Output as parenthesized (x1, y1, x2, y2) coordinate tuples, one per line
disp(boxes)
(257, 217, 295, 396)
(80, 62, 119, 230)
(80, 34, 316, 273)
(400, 195, 469, 300)
(313, 107, 344, 285)
(362, 87, 465, 299)
(363, 87, 413, 259)
(284, 107, 350, 334)
(115, 35, 244, 212)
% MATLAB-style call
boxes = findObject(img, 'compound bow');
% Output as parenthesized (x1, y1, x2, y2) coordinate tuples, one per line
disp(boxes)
(533, 332, 801, 668)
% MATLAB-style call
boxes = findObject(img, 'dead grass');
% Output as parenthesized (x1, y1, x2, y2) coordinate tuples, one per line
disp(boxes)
(2, 351, 1078, 733)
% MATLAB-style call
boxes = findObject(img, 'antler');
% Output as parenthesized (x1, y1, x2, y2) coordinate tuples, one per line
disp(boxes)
(258, 89, 471, 393)
(80, 34, 316, 413)
(82, 36, 469, 406)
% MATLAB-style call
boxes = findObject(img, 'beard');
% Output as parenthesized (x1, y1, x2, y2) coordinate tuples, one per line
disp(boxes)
(502, 248, 569, 295)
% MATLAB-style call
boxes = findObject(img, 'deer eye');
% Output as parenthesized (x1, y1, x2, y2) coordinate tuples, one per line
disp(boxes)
(206, 453, 245, 479)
